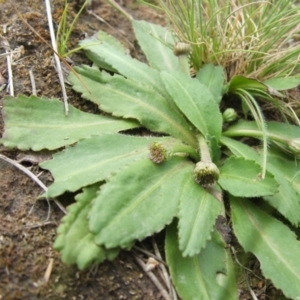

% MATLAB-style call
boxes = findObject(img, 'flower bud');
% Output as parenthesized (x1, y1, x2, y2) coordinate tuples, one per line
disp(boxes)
(288, 138, 300, 156)
(222, 108, 238, 123)
(173, 42, 191, 57)
(148, 142, 168, 164)
(193, 161, 220, 188)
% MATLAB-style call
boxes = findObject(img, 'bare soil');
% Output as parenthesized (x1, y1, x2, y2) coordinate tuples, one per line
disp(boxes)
(0, 1, 167, 299)
(0, 0, 295, 299)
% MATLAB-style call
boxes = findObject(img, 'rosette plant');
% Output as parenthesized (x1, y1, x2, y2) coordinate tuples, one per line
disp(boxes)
(2, 15, 300, 300)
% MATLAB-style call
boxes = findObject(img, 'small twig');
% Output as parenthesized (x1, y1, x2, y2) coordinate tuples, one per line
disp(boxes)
(0, 154, 51, 221)
(133, 245, 167, 266)
(29, 67, 37, 95)
(87, 9, 125, 34)
(231, 246, 263, 280)
(152, 238, 175, 297)
(87, 10, 117, 31)
(44, 0, 69, 115)
(106, 0, 133, 21)
(54, 198, 65, 212)
(43, 258, 54, 283)
(0, 154, 48, 190)
(133, 255, 172, 300)
(25, 221, 57, 229)
(246, 272, 259, 300)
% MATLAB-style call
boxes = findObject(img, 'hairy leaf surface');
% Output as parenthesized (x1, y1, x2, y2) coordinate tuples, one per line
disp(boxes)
(89, 158, 194, 248)
(41, 135, 183, 198)
(161, 71, 222, 142)
(82, 31, 126, 72)
(178, 176, 223, 256)
(166, 222, 238, 300)
(0, 95, 137, 151)
(196, 64, 225, 103)
(133, 20, 178, 71)
(69, 66, 197, 147)
(264, 76, 300, 91)
(264, 150, 300, 226)
(218, 157, 278, 197)
(221, 137, 300, 225)
(224, 120, 300, 142)
(229, 76, 267, 92)
(267, 149, 300, 194)
(79, 39, 169, 98)
(54, 185, 119, 269)
(220, 136, 259, 161)
(231, 196, 300, 299)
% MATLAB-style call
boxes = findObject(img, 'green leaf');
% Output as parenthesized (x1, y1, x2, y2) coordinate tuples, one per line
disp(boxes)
(82, 31, 127, 72)
(41, 135, 180, 198)
(166, 221, 238, 300)
(218, 157, 278, 197)
(53, 185, 119, 269)
(89, 158, 194, 248)
(178, 176, 223, 256)
(161, 71, 223, 141)
(231, 196, 300, 300)
(267, 149, 300, 194)
(229, 75, 267, 92)
(196, 64, 225, 103)
(264, 76, 300, 91)
(69, 65, 197, 147)
(0, 95, 137, 151)
(220, 136, 259, 161)
(95, 31, 126, 52)
(79, 38, 168, 98)
(224, 120, 300, 159)
(132, 20, 178, 71)
(264, 150, 300, 226)
(224, 119, 300, 142)
(221, 137, 300, 226)
(264, 176, 300, 226)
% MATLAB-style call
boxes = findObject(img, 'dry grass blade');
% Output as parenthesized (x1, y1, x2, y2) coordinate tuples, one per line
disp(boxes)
(44, 0, 69, 115)
(0, 154, 48, 191)
(43, 258, 54, 283)
(87, 9, 134, 49)
(158, 0, 300, 80)
(106, 0, 133, 21)
(0, 154, 67, 217)
(2, 38, 14, 96)
(134, 245, 167, 266)
(28, 68, 37, 95)
(8, 0, 100, 115)
(151, 238, 177, 299)
(133, 254, 173, 300)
